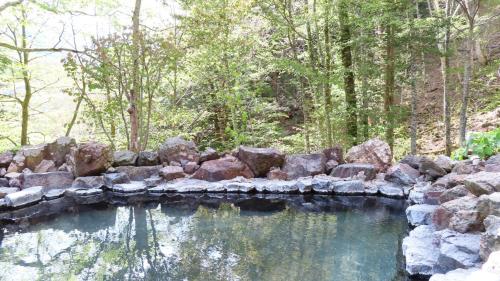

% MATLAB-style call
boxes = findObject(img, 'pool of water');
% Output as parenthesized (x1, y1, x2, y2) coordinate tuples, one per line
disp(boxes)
(0, 195, 408, 281)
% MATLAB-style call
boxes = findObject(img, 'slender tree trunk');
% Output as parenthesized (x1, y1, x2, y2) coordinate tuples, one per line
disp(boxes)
(129, 0, 142, 152)
(459, 25, 474, 146)
(20, 8, 30, 145)
(384, 23, 396, 152)
(323, 0, 333, 147)
(66, 94, 84, 137)
(410, 63, 418, 154)
(339, 0, 357, 146)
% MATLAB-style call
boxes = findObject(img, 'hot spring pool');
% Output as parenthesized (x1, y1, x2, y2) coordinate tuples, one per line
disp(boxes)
(0, 195, 408, 281)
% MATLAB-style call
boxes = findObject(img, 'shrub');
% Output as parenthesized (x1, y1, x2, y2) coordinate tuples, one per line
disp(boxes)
(452, 128, 500, 160)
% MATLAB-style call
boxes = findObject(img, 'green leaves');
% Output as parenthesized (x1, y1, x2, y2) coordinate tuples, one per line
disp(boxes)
(452, 128, 500, 160)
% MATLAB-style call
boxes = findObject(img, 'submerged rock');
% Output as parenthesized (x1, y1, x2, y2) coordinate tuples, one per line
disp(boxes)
(345, 138, 392, 172)
(4, 186, 43, 208)
(282, 153, 326, 179)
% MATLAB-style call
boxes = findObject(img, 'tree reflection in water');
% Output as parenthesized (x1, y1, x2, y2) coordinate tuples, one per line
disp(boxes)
(0, 196, 408, 281)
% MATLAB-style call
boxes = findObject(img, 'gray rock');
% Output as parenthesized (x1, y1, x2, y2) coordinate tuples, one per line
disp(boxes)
(282, 153, 326, 179)
(464, 171, 500, 196)
(183, 161, 200, 174)
(0, 151, 13, 169)
(45, 136, 76, 166)
(440, 185, 472, 204)
(385, 163, 420, 185)
(225, 180, 255, 193)
(429, 268, 478, 281)
(113, 150, 138, 166)
(325, 160, 339, 173)
(14, 144, 47, 171)
(151, 178, 212, 193)
(43, 189, 65, 200)
(111, 181, 147, 193)
(346, 138, 392, 172)
(400, 155, 422, 170)
(104, 172, 130, 186)
(452, 160, 481, 175)
(419, 157, 447, 180)
(137, 151, 159, 166)
(144, 176, 163, 187)
(402, 225, 440, 276)
(0, 168, 6, 177)
(115, 165, 161, 181)
(4, 186, 43, 208)
(159, 166, 185, 181)
(331, 163, 377, 180)
(480, 215, 500, 260)
(406, 204, 438, 226)
(256, 180, 298, 193)
(65, 187, 104, 204)
(436, 229, 481, 272)
(478, 193, 500, 218)
(199, 147, 219, 163)
(21, 172, 74, 190)
(237, 146, 285, 177)
(296, 177, 314, 193)
(158, 136, 200, 164)
(378, 182, 405, 198)
(435, 155, 453, 172)
(72, 176, 105, 189)
(433, 196, 483, 233)
(311, 175, 336, 194)
(433, 173, 467, 189)
(424, 186, 447, 205)
(0, 187, 19, 198)
(34, 159, 57, 173)
(331, 180, 364, 195)
(0, 177, 9, 187)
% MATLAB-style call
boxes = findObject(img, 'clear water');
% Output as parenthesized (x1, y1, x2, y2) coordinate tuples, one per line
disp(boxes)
(0, 195, 408, 281)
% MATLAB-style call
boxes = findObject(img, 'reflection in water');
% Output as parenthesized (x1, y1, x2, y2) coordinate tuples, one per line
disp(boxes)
(0, 196, 408, 281)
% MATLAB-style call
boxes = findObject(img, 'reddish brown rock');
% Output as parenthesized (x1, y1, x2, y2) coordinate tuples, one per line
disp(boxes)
(323, 146, 344, 164)
(282, 153, 326, 179)
(432, 196, 484, 233)
(199, 147, 219, 163)
(237, 146, 284, 177)
(46, 137, 76, 166)
(440, 185, 473, 203)
(331, 163, 377, 180)
(345, 138, 392, 172)
(432, 173, 466, 189)
(267, 167, 288, 180)
(68, 141, 113, 177)
(192, 156, 254, 182)
(159, 166, 185, 181)
(183, 161, 200, 174)
(0, 151, 13, 169)
(158, 136, 200, 165)
(385, 163, 420, 185)
(34, 159, 57, 173)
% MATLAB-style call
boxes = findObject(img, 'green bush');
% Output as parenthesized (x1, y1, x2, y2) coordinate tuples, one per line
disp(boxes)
(452, 128, 500, 160)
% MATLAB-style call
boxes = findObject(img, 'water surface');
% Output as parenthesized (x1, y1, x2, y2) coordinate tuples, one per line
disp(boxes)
(0, 195, 408, 281)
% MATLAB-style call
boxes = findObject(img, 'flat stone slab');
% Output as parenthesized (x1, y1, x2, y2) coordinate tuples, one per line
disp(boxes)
(144, 176, 163, 187)
(331, 163, 377, 180)
(65, 188, 104, 204)
(331, 180, 365, 195)
(21, 172, 74, 190)
(406, 204, 438, 226)
(111, 181, 147, 193)
(72, 176, 105, 189)
(378, 183, 405, 198)
(150, 179, 213, 193)
(0, 187, 20, 198)
(43, 189, 65, 200)
(429, 268, 479, 281)
(4, 186, 43, 208)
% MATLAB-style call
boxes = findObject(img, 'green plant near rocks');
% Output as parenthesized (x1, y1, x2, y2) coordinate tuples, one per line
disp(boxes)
(452, 128, 500, 160)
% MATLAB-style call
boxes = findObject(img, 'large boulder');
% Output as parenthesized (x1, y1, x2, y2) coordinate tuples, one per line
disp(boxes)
(385, 163, 420, 185)
(400, 155, 422, 170)
(433, 173, 466, 189)
(452, 160, 481, 175)
(485, 154, 500, 172)
(0, 151, 13, 169)
(199, 147, 219, 163)
(331, 163, 376, 180)
(464, 172, 500, 196)
(4, 186, 43, 208)
(282, 153, 326, 179)
(480, 215, 500, 261)
(478, 193, 500, 222)
(159, 166, 185, 181)
(345, 138, 392, 172)
(68, 141, 113, 177)
(435, 155, 453, 172)
(436, 229, 481, 272)
(192, 155, 253, 182)
(34, 159, 57, 173)
(45, 136, 76, 166)
(113, 151, 138, 167)
(137, 151, 159, 166)
(158, 136, 199, 165)
(432, 196, 484, 233)
(402, 225, 440, 276)
(406, 204, 438, 226)
(237, 146, 285, 177)
(419, 157, 448, 180)
(10, 144, 47, 172)
(115, 165, 161, 181)
(440, 185, 473, 204)
(323, 146, 344, 164)
(21, 172, 74, 190)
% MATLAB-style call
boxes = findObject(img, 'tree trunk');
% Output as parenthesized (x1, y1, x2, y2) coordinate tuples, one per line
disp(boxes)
(384, 23, 396, 152)
(410, 63, 418, 155)
(442, 7, 452, 156)
(129, 0, 142, 152)
(323, 0, 333, 148)
(339, 0, 357, 146)
(459, 26, 474, 146)
(20, 8, 30, 146)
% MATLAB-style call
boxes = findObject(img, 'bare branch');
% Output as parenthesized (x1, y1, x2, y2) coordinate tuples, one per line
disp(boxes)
(0, 0, 24, 13)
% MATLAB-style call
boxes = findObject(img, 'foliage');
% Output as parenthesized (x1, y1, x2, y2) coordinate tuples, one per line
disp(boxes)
(452, 128, 500, 160)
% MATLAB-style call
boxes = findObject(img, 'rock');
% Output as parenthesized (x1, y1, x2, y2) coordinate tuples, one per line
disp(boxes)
(137, 151, 159, 166)
(410, 181, 432, 204)
(22, 168, 32, 174)
(43, 189, 65, 200)
(480, 216, 500, 260)
(45, 136, 76, 166)
(113, 150, 138, 166)
(4, 186, 43, 208)
(267, 167, 288, 180)
(429, 268, 478, 281)
(406, 204, 438, 226)
(433, 173, 466, 189)
(323, 146, 344, 164)
(237, 146, 285, 177)
(6, 172, 21, 188)
(159, 166, 185, 181)
(433, 196, 483, 233)
(199, 147, 219, 163)
(325, 160, 339, 173)
(385, 163, 420, 185)
(21, 172, 74, 190)
(58, 163, 71, 172)
(68, 141, 113, 177)
(225, 179, 255, 193)
(115, 165, 161, 181)
(0, 151, 13, 169)
(419, 157, 447, 180)
(485, 155, 500, 172)
(479, 251, 500, 278)
(111, 181, 147, 193)
(424, 186, 447, 205)
(437, 229, 481, 272)
(453, 160, 481, 175)
(331, 163, 377, 180)
(65, 188, 104, 204)
(0, 168, 6, 177)
(400, 155, 422, 169)
(402, 225, 440, 276)
(435, 155, 453, 172)
(158, 136, 200, 165)
(144, 176, 163, 187)
(464, 172, 500, 196)
(183, 161, 199, 174)
(378, 182, 405, 198)
(72, 176, 105, 189)
(0, 187, 19, 199)
(440, 185, 473, 203)
(253, 179, 298, 193)
(192, 156, 254, 182)
(308, 175, 334, 194)
(104, 172, 130, 186)
(478, 193, 500, 219)
(282, 153, 326, 179)
(331, 180, 364, 195)
(0, 177, 8, 187)
(34, 159, 57, 173)
(345, 138, 392, 172)
(16, 144, 48, 171)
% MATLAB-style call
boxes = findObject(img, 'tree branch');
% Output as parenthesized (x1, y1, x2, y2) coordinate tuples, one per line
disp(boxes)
(0, 0, 24, 13)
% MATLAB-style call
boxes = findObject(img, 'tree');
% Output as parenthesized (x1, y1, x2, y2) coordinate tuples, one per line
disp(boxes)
(129, 0, 142, 152)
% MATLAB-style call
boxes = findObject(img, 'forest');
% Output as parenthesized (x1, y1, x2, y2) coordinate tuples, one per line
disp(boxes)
(0, 0, 499, 158)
